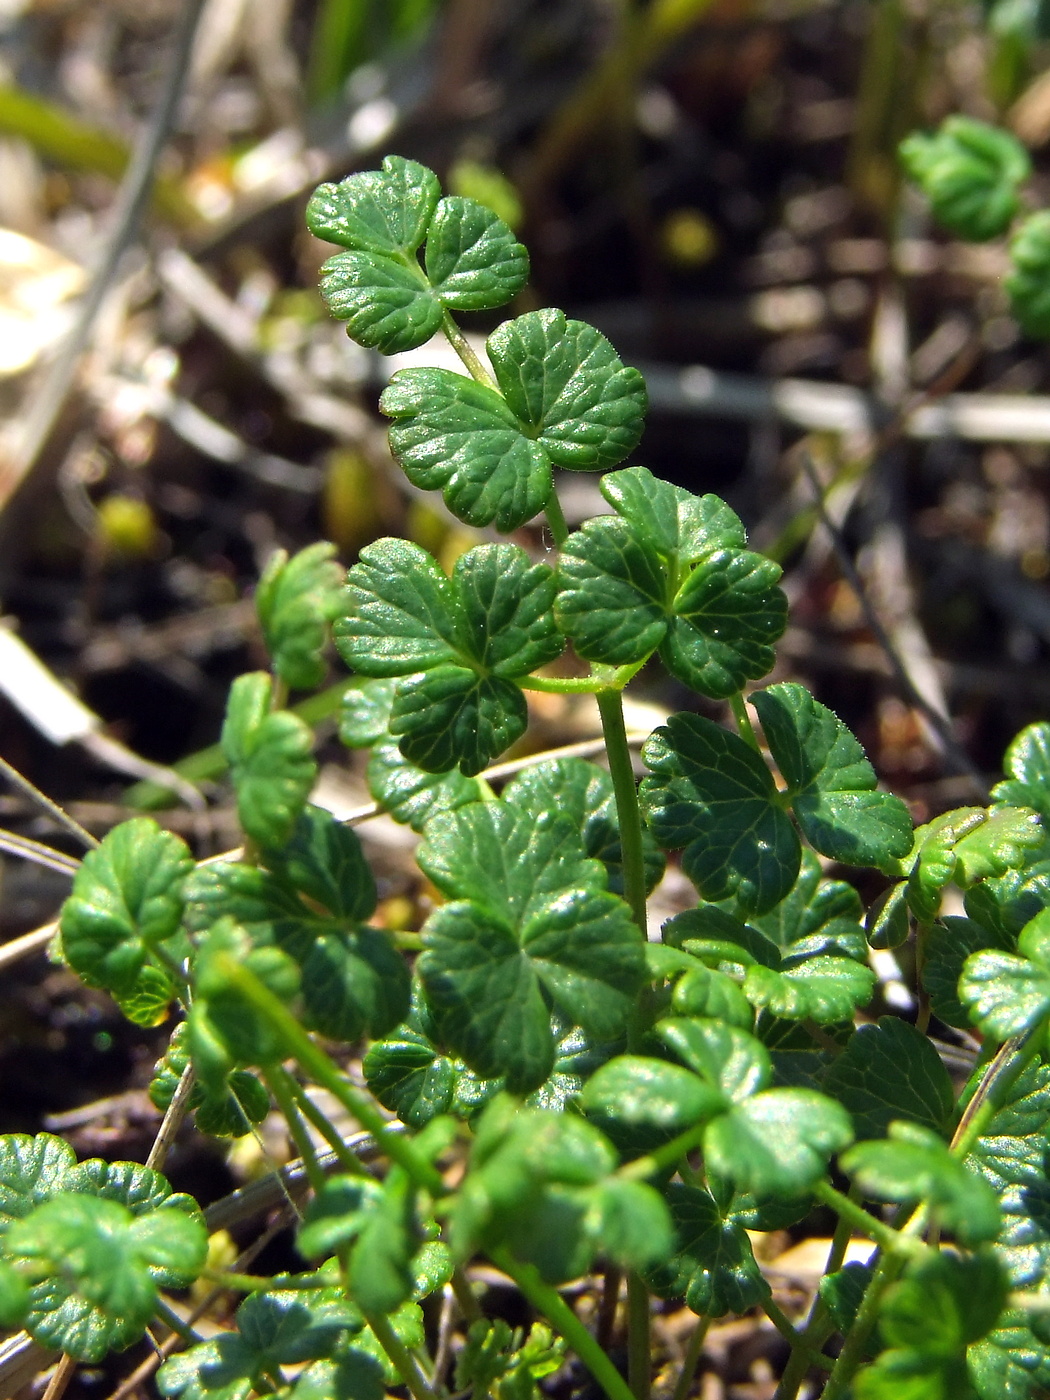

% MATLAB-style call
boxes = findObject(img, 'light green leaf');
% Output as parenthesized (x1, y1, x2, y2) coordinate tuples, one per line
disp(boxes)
(959, 909, 1050, 1040)
(842, 1120, 1001, 1245)
(823, 1017, 954, 1138)
(704, 1088, 854, 1198)
(952, 807, 1046, 886)
(318, 249, 442, 354)
(340, 677, 398, 747)
(743, 956, 876, 1024)
(644, 1183, 770, 1318)
(221, 673, 316, 848)
(670, 963, 754, 1029)
(255, 542, 344, 690)
(306, 156, 440, 255)
(656, 1016, 771, 1102)
(881, 1250, 1007, 1355)
(368, 739, 482, 831)
(994, 723, 1050, 822)
(900, 117, 1029, 241)
(1007, 211, 1050, 338)
(591, 1177, 674, 1271)
(0, 1133, 77, 1227)
(112, 963, 178, 1027)
(580, 1055, 725, 1131)
(752, 683, 913, 867)
(0, 1260, 27, 1328)
(59, 818, 193, 995)
(424, 197, 529, 309)
(640, 712, 800, 914)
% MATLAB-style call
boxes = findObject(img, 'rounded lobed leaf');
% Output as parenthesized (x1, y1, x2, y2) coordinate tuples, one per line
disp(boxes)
(255, 542, 345, 691)
(306, 156, 440, 255)
(900, 116, 1030, 242)
(704, 1088, 854, 1199)
(60, 818, 193, 996)
(1006, 211, 1050, 339)
(318, 249, 442, 354)
(424, 196, 529, 309)
(221, 672, 317, 848)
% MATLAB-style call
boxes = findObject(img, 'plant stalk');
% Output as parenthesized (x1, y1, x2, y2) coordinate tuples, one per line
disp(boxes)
(670, 1316, 710, 1400)
(441, 309, 498, 390)
(544, 489, 570, 548)
(364, 1308, 443, 1400)
(626, 1273, 651, 1400)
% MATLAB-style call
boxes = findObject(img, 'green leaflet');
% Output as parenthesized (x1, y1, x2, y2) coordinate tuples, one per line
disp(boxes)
(993, 723, 1050, 821)
(456, 1320, 565, 1400)
(703, 1088, 854, 1198)
(823, 1017, 954, 1138)
(299, 1170, 419, 1314)
(899, 116, 1030, 241)
(424, 197, 529, 309)
(641, 712, 801, 914)
(556, 467, 786, 698)
(503, 757, 665, 897)
(255, 542, 345, 691)
(579, 1055, 726, 1132)
(959, 909, 1050, 1040)
(307, 155, 439, 257)
(58, 817, 193, 996)
(417, 799, 645, 1091)
(751, 683, 914, 868)
(221, 672, 317, 847)
(656, 1016, 771, 1102)
(149, 1023, 270, 1139)
(747, 848, 865, 947)
(185, 806, 408, 1044)
(0, 1259, 26, 1329)
(966, 1059, 1050, 1400)
(1007, 212, 1050, 338)
(335, 539, 563, 774)
(924, 916, 1012, 1029)
(644, 1182, 771, 1318)
(380, 311, 646, 530)
(842, 1120, 1001, 1245)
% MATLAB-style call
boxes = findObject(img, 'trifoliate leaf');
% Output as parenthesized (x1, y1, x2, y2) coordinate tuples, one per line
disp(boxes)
(640, 712, 800, 914)
(656, 1017, 771, 1102)
(503, 757, 664, 897)
(704, 1088, 853, 1198)
(221, 672, 316, 847)
(380, 311, 646, 530)
(960, 909, 1050, 1040)
(556, 467, 785, 697)
(1007, 211, 1050, 339)
(923, 916, 1011, 1029)
(900, 116, 1030, 241)
(751, 683, 913, 868)
(994, 724, 1050, 823)
(579, 1055, 725, 1132)
(59, 817, 193, 996)
(743, 956, 876, 1024)
(424, 197, 529, 309)
(644, 1182, 770, 1318)
(336, 539, 562, 774)
(306, 156, 440, 256)
(823, 1017, 954, 1138)
(255, 542, 344, 690)
(263, 804, 377, 922)
(7, 1192, 205, 1361)
(951, 808, 1046, 887)
(417, 801, 644, 1090)
(842, 1121, 1001, 1245)
(367, 739, 483, 831)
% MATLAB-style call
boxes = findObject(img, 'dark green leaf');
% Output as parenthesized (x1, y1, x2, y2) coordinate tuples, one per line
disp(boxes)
(670, 963, 754, 1029)
(417, 801, 644, 1089)
(59, 818, 192, 995)
(368, 739, 482, 832)
(820, 1261, 875, 1336)
(221, 673, 316, 848)
(996, 728, 1050, 823)
(842, 1121, 1001, 1245)
(704, 1088, 853, 1197)
(824, 1017, 954, 1139)
(748, 848, 864, 947)
(966, 858, 1050, 943)
(881, 1250, 1007, 1354)
(300, 925, 410, 1040)
(391, 666, 527, 775)
(255, 542, 344, 691)
(867, 881, 910, 949)
(424, 197, 529, 309)
(752, 683, 913, 867)
(667, 905, 780, 971)
(952, 808, 1046, 887)
(968, 1319, 1050, 1400)
(0, 1133, 76, 1227)
(602, 466, 747, 560)
(292, 1355, 385, 1400)
(758, 1015, 852, 1093)
(924, 916, 1010, 1029)
(641, 713, 800, 914)
(645, 1183, 770, 1318)
(318, 249, 442, 354)
(306, 156, 440, 255)
(503, 756, 664, 897)
(265, 804, 376, 921)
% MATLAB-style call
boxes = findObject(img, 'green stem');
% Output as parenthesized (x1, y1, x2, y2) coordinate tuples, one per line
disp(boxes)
(521, 674, 605, 694)
(621, 1122, 709, 1183)
(490, 1248, 636, 1400)
(202, 1269, 327, 1292)
(365, 1308, 443, 1400)
(277, 1065, 367, 1176)
(216, 956, 446, 1197)
(762, 1300, 833, 1371)
(153, 1298, 205, 1346)
(626, 1274, 651, 1400)
(819, 1247, 903, 1400)
(728, 692, 760, 752)
(596, 689, 648, 939)
(670, 1317, 710, 1400)
(544, 490, 570, 548)
(813, 1181, 910, 1255)
(264, 1065, 326, 1194)
(450, 1266, 483, 1323)
(441, 309, 498, 390)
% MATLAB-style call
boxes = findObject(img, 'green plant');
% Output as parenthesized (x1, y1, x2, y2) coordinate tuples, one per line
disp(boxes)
(9, 153, 1050, 1400)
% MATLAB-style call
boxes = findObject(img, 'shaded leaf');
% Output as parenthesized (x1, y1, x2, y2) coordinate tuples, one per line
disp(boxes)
(255, 542, 344, 691)
(221, 673, 316, 848)
(645, 1182, 770, 1318)
(824, 1017, 954, 1138)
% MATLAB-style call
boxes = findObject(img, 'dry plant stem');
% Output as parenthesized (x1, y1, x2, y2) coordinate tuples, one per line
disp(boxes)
(431, 1287, 457, 1388)
(796, 448, 988, 800)
(41, 1352, 77, 1400)
(1, 0, 208, 509)
(0, 755, 98, 848)
(0, 828, 80, 876)
(145, 1062, 196, 1170)
(670, 1317, 711, 1400)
